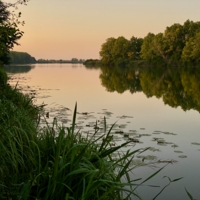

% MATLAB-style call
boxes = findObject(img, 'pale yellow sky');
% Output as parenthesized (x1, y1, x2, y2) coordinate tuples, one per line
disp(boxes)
(11, 0, 200, 60)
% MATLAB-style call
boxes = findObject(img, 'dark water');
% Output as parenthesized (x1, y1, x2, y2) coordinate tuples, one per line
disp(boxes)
(5, 63, 200, 200)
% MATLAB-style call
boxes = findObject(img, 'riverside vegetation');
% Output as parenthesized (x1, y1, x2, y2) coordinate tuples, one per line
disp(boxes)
(0, 0, 197, 198)
(0, 67, 196, 199)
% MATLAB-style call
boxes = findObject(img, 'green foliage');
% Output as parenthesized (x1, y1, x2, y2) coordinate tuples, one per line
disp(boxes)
(0, 0, 27, 65)
(9, 51, 36, 64)
(100, 37, 116, 66)
(128, 36, 143, 61)
(83, 59, 101, 68)
(140, 33, 156, 62)
(99, 19, 200, 66)
(182, 32, 200, 63)
(0, 67, 8, 87)
(99, 36, 144, 67)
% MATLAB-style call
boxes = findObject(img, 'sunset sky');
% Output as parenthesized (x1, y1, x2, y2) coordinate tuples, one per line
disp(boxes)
(11, 0, 200, 60)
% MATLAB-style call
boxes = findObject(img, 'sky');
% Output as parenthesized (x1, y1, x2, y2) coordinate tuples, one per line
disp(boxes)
(10, 0, 200, 60)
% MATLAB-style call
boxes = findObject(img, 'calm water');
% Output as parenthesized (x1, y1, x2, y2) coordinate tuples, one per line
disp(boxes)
(6, 63, 200, 200)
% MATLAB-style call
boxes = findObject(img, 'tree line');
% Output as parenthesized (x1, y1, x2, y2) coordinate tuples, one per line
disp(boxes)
(99, 20, 200, 66)
(9, 51, 36, 64)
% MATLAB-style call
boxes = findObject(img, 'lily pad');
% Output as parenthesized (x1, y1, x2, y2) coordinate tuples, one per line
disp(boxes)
(171, 144, 178, 148)
(191, 142, 200, 145)
(162, 132, 177, 135)
(136, 155, 157, 160)
(178, 155, 187, 158)
(129, 130, 137, 132)
(152, 132, 161, 134)
(157, 139, 165, 143)
(165, 142, 173, 145)
(148, 147, 160, 152)
(129, 159, 147, 167)
(119, 124, 127, 129)
(174, 150, 183, 153)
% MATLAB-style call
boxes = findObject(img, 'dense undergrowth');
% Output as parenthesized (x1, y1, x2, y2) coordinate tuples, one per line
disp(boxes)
(0, 68, 195, 200)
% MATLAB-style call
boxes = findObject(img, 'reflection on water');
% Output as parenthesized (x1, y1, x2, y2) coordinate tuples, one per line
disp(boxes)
(3, 64, 35, 74)
(6, 63, 200, 199)
(100, 64, 200, 113)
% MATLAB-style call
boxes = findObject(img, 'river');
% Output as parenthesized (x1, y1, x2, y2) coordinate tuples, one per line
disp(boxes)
(5, 63, 200, 200)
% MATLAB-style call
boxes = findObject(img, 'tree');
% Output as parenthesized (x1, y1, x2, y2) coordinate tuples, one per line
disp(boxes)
(99, 37, 116, 66)
(163, 23, 185, 63)
(140, 33, 156, 62)
(9, 51, 36, 64)
(182, 32, 200, 63)
(128, 36, 143, 60)
(111, 36, 130, 66)
(0, 0, 28, 65)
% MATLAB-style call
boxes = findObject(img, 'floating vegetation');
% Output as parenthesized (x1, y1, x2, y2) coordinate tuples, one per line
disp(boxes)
(152, 137, 164, 141)
(139, 134, 151, 137)
(128, 132, 138, 136)
(140, 128, 145, 130)
(38, 95, 52, 99)
(115, 130, 124, 134)
(148, 147, 160, 152)
(191, 142, 200, 146)
(178, 155, 187, 158)
(162, 132, 177, 136)
(102, 111, 113, 116)
(129, 159, 147, 167)
(174, 150, 183, 153)
(117, 115, 133, 119)
(157, 139, 165, 144)
(118, 124, 127, 129)
(128, 138, 140, 143)
(158, 159, 177, 164)
(165, 142, 174, 145)
(152, 132, 161, 134)
(137, 155, 157, 161)
(157, 143, 167, 146)
(123, 134, 129, 137)
(129, 130, 137, 133)
(171, 144, 179, 148)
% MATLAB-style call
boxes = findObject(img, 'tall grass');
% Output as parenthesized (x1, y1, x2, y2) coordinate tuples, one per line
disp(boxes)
(0, 100, 144, 199)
